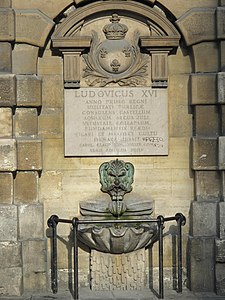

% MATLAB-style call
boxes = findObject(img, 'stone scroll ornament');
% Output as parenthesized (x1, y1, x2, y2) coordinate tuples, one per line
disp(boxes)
(79, 159, 157, 254)
(82, 13, 149, 87)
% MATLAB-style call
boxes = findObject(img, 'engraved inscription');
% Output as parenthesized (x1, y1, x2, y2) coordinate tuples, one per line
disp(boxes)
(65, 87, 168, 156)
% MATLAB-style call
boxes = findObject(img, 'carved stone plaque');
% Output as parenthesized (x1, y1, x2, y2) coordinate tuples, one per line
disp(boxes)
(64, 87, 168, 156)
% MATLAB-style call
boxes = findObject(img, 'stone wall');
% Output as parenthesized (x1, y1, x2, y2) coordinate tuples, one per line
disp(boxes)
(0, 0, 224, 296)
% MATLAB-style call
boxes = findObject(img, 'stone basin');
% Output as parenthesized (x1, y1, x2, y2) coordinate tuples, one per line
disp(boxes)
(78, 218, 157, 254)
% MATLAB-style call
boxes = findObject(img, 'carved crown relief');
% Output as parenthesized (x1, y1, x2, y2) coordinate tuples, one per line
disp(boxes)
(51, 1, 180, 88)
(82, 14, 149, 87)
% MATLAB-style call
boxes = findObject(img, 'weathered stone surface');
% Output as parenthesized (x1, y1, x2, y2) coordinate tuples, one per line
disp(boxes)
(12, 44, 39, 75)
(0, 172, 13, 204)
(215, 239, 225, 262)
(18, 204, 44, 240)
(218, 72, 225, 104)
(0, 107, 12, 138)
(0, 241, 22, 268)
(0, 205, 17, 241)
(0, 267, 22, 296)
(176, 8, 216, 46)
(0, 8, 14, 41)
(195, 171, 221, 201)
(0, 74, 16, 106)
(17, 139, 42, 171)
(14, 108, 38, 137)
(216, 263, 225, 295)
(190, 201, 218, 236)
(23, 271, 47, 292)
(191, 73, 217, 105)
(0, 42, 12, 72)
(0, 138, 17, 171)
(219, 202, 225, 239)
(0, 0, 11, 8)
(15, 9, 54, 47)
(14, 171, 38, 204)
(220, 41, 225, 71)
(12, 0, 72, 19)
(39, 171, 62, 201)
(91, 249, 146, 290)
(22, 240, 46, 271)
(16, 75, 42, 107)
(217, 7, 225, 40)
(187, 237, 215, 291)
(38, 108, 63, 138)
(169, 74, 192, 137)
(192, 138, 217, 170)
(194, 105, 220, 137)
(219, 137, 225, 170)
(38, 50, 63, 75)
(42, 75, 63, 108)
(192, 42, 219, 73)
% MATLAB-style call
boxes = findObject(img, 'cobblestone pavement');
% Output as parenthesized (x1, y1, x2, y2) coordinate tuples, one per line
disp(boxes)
(1, 288, 225, 300)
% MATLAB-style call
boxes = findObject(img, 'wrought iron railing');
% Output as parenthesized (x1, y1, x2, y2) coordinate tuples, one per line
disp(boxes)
(47, 213, 186, 299)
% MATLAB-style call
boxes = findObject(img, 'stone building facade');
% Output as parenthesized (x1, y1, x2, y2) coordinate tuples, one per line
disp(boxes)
(0, 0, 225, 297)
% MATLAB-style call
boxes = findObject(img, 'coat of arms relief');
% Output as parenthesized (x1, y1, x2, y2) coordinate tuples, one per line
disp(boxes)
(82, 14, 149, 87)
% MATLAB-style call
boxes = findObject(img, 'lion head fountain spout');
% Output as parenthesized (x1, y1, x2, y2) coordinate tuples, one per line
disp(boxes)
(79, 159, 157, 254)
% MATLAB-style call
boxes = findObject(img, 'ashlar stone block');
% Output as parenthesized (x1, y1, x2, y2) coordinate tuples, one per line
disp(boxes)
(218, 73, 225, 104)
(17, 139, 42, 171)
(16, 75, 42, 107)
(219, 137, 225, 170)
(176, 8, 216, 46)
(38, 108, 63, 138)
(0, 172, 13, 204)
(215, 239, 225, 262)
(0, 241, 22, 268)
(12, 44, 39, 75)
(187, 236, 215, 291)
(14, 171, 38, 204)
(0, 42, 12, 73)
(15, 9, 54, 47)
(216, 263, 225, 296)
(14, 108, 38, 137)
(0, 0, 11, 8)
(18, 204, 44, 240)
(195, 171, 221, 202)
(0, 107, 12, 138)
(0, 138, 17, 171)
(0, 74, 16, 106)
(0, 8, 15, 41)
(194, 105, 220, 137)
(0, 205, 17, 241)
(192, 42, 219, 73)
(217, 7, 225, 40)
(219, 202, 225, 239)
(190, 201, 218, 237)
(0, 267, 22, 296)
(191, 73, 217, 105)
(22, 240, 46, 272)
(192, 137, 218, 170)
